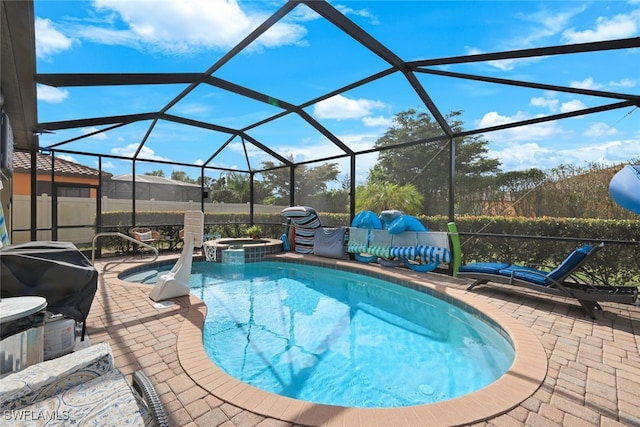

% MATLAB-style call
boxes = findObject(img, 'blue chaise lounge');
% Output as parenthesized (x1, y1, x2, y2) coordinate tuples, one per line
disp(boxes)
(458, 243, 639, 318)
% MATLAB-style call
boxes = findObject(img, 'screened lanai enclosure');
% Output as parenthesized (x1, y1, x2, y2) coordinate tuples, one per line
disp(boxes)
(1, 0, 639, 281)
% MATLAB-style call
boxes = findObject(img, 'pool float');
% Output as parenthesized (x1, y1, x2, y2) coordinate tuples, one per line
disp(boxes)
(609, 165, 640, 215)
(387, 214, 427, 234)
(386, 215, 444, 272)
(379, 209, 404, 229)
(349, 210, 382, 263)
(372, 214, 421, 268)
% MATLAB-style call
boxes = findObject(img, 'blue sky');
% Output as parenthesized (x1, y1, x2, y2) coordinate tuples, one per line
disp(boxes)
(34, 0, 640, 184)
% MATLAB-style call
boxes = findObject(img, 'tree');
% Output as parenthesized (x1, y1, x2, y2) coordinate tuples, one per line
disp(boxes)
(145, 170, 165, 177)
(369, 109, 501, 215)
(171, 170, 196, 183)
(495, 169, 546, 216)
(224, 172, 250, 203)
(196, 175, 215, 188)
(260, 156, 341, 206)
(204, 172, 272, 204)
(355, 181, 423, 215)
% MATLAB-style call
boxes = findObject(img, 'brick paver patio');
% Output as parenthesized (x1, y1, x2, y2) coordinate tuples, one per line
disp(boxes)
(89, 253, 640, 426)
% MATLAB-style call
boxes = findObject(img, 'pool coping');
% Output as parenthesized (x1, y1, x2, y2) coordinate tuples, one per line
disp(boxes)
(167, 253, 548, 427)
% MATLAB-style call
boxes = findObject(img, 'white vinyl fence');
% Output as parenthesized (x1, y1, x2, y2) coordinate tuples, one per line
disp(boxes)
(11, 195, 285, 245)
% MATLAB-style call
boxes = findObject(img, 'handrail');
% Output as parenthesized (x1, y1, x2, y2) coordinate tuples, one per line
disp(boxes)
(91, 232, 159, 266)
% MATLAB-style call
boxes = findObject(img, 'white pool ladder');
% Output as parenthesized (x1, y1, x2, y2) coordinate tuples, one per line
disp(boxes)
(149, 211, 204, 302)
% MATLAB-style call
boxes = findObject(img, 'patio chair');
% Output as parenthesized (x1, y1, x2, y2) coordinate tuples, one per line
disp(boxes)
(130, 227, 162, 248)
(458, 243, 639, 318)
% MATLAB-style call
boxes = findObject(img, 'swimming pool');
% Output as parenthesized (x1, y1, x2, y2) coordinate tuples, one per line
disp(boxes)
(122, 260, 515, 408)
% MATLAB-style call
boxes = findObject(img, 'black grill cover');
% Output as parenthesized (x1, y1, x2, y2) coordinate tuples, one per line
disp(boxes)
(1, 241, 98, 323)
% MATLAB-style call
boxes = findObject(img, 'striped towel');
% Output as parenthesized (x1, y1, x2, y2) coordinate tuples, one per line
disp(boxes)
(0, 201, 9, 247)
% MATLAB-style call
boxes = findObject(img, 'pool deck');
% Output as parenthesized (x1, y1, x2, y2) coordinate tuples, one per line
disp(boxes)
(89, 252, 640, 426)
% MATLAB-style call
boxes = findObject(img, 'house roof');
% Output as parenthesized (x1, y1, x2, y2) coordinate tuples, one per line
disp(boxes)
(12, 151, 112, 178)
(111, 173, 200, 187)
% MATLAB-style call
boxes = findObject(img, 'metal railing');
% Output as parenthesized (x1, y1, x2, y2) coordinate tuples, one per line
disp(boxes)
(91, 232, 159, 267)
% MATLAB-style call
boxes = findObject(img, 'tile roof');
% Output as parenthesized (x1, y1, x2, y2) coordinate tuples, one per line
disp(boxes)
(13, 151, 112, 178)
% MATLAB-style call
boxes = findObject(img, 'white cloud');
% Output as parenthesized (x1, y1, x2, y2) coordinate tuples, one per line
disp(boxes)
(362, 115, 392, 127)
(37, 85, 69, 103)
(478, 111, 515, 128)
(335, 5, 380, 25)
(487, 135, 640, 172)
(35, 17, 74, 58)
(530, 96, 559, 112)
(478, 111, 564, 143)
(601, 139, 640, 163)
(288, 5, 321, 22)
(99, 160, 115, 171)
(560, 100, 586, 113)
(469, 6, 638, 72)
(465, 47, 538, 71)
(562, 10, 640, 43)
(254, 131, 383, 186)
(338, 132, 382, 152)
(80, 0, 307, 54)
(529, 92, 586, 115)
(58, 154, 78, 163)
(227, 140, 266, 163)
(467, 6, 585, 71)
(111, 143, 169, 161)
(174, 103, 211, 116)
(583, 122, 618, 138)
(81, 127, 108, 140)
(570, 77, 602, 90)
(517, 6, 587, 45)
(313, 95, 387, 120)
(609, 78, 637, 88)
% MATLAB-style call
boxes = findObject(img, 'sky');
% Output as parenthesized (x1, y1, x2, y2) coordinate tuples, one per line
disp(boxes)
(34, 0, 640, 184)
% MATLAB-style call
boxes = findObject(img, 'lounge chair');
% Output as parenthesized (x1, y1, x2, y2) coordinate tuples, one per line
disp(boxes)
(458, 243, 639, 318)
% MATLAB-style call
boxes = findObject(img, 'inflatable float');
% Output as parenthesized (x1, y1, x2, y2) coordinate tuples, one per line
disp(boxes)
(348, 210, 382, 263)
(609, 165, 640, 215)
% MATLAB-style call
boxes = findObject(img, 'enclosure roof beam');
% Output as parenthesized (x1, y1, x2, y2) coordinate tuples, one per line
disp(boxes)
(408, 37, 640, 67)
(44, 122, 130, 149)
(404, 71, 453, 137)
(38, 112, 157, 131)
(159, 113, 240, 135)
(457, 100, 635, 138)
(296, 109, 354, 155)
(303, 0, 405, 71)
(35, 73, 204, 87)
(415, 67, 640, 103)
(240, 132, 294, 166)
(204, 75, 298, 111)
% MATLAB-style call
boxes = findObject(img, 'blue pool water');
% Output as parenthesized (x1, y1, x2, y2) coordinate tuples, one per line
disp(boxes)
(123, 261, 514, 408)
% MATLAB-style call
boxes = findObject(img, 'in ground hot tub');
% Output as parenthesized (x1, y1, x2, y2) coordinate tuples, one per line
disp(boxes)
(202, 238, 283, 262)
